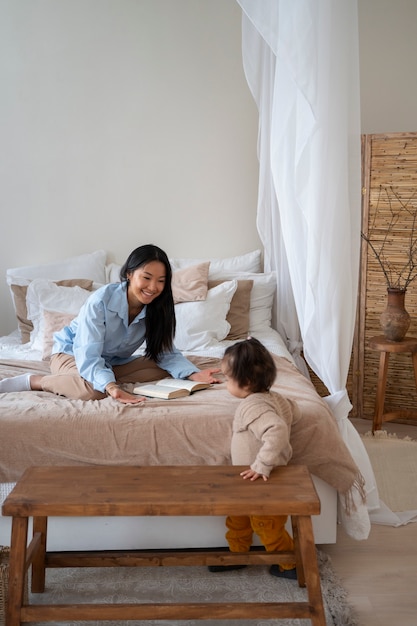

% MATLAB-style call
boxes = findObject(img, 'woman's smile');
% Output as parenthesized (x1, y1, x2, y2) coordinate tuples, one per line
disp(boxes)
(127, 261, 166, 310)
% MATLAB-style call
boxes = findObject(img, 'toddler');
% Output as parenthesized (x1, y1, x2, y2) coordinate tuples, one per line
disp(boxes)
(209, 336, 365, 579)
(209, 337, 297, 578)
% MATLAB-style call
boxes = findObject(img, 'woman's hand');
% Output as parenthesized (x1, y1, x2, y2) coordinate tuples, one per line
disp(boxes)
(106, 383, 146, 404)
(240, 468, 268, 482)
(188, 368, 221, 384)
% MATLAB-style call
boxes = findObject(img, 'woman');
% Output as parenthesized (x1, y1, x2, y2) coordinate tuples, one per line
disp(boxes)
(1, 244, 220, 403)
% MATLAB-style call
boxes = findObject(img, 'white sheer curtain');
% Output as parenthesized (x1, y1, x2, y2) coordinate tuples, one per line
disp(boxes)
(236, 0, 379, 531)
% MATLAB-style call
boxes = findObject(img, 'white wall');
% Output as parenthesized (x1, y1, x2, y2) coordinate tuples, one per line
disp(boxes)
(2, 0, 417, 336)
(358, 0, 417, 133)
(0, 0, 261, 335)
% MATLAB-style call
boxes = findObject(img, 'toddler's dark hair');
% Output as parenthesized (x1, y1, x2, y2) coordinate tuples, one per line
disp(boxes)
(222, 337, 277, 393)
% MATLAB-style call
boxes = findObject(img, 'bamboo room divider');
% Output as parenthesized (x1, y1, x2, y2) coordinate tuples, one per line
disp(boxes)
(352, 132, 417, 421)
(298, 133, 417, 422)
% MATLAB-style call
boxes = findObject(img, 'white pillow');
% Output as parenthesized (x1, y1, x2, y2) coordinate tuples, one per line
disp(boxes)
(207, 272, 277, 333)
(26, 279, 92, 351)
(6, 250, 107, 287)
(106, 251, 262, 284)
(105, 262, 122, 284)
(174, 280, 238, 351)
(170, 250, 262, 275)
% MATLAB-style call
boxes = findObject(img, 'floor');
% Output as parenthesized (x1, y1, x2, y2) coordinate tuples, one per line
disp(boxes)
(318, 417, 417, 626)
(1, 418, 413, 625)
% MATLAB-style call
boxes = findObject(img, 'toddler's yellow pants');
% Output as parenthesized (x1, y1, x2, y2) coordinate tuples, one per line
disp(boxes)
(225, 514, 296, 572)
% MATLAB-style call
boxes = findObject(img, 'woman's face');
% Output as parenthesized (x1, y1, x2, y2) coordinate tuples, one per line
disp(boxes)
(127, 261, 166, 308)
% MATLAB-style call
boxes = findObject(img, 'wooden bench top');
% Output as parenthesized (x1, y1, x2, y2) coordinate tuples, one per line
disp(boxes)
(2, 465, 320, 518)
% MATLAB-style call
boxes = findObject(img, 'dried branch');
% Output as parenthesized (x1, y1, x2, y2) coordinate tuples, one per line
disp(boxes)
(362, 185, 417, 290)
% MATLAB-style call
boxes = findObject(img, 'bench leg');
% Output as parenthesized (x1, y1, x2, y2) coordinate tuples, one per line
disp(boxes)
(6, 517, 28, 626)
(31, 516, 47, 593)
(294, 516, 326, 626)
(291, 515, 305, 587)
(373, 351, 389, 432)
(412, 352, 417, 396)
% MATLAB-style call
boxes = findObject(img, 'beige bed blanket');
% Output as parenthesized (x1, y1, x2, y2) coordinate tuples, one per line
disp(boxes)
(0, 355, 356, 489)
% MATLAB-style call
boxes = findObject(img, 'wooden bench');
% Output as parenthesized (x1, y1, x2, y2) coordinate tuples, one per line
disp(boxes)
(2, 465, 325, 625)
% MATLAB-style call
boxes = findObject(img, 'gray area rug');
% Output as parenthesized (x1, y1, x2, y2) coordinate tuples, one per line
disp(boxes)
(29, 550, 358, 626)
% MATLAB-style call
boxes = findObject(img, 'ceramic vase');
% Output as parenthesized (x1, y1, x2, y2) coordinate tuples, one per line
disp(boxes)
(380, 287, 410, 341)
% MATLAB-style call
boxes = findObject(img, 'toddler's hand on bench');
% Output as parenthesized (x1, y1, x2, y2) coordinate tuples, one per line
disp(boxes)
(240, 468, 268, 482)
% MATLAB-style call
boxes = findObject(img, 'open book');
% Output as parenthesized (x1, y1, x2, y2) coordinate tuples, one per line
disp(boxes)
(133, 378, 210, 399)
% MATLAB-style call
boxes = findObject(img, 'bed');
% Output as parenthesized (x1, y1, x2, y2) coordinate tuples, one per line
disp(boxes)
(0, 249, 338, 548)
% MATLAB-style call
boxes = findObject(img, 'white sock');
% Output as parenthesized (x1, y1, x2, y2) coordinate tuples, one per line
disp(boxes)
(0, 373, 32, 393)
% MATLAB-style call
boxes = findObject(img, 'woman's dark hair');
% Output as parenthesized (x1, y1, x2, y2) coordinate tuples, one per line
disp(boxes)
(222, 337, 277, 393)
(120, 244, 175, 361)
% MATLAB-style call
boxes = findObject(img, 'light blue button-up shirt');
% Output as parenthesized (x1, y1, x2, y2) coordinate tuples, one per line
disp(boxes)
(52, 282, 199, 392)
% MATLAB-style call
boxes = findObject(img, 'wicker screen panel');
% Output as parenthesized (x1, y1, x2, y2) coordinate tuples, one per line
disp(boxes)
(360, 133, 417, 421)
(306, 359, 354, 402)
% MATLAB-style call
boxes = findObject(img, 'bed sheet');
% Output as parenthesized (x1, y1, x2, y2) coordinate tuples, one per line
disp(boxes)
(0, 332, 323, 484)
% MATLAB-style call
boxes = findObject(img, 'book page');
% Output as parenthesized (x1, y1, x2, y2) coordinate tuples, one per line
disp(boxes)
(155, 378, 209, 391)
(133, 384, 189, 399)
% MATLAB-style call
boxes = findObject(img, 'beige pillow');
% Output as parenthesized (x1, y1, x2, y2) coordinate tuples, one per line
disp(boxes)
(11, 278, 94, 344)
(172, 262, 210, 304)
(208, 279, 253, 340)
(41, 310, 76, 360)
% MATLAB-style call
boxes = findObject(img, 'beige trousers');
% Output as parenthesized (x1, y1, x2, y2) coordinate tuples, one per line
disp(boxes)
(41, 353, 168, 401)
